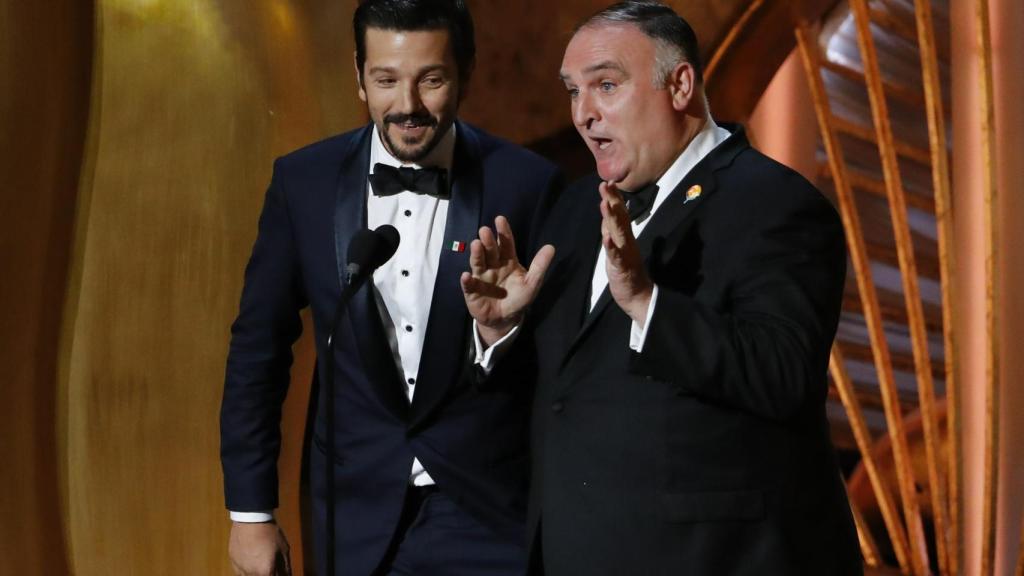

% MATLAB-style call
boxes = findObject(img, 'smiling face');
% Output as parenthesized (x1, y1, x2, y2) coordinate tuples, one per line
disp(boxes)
(357, 27, 462, 163)
(560, 23, 694, 191)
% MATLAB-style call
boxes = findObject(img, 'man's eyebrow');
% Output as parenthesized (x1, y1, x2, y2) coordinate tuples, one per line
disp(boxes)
(583, 61, 627, 76)
(367, 64, 448, 76)
(366, 66, 397, 75)
(559, 61, 628, 83)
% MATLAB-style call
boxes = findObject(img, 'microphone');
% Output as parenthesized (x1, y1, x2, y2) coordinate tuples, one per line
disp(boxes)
(324, 223, 400, 576)
(345, 225, 400, 283)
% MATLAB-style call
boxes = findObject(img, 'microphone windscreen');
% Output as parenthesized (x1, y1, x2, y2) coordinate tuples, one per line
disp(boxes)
(373, 224, 400, 267)
(346, 228, 380, 270)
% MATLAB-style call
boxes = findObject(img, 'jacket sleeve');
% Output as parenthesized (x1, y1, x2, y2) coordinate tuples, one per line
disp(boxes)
(630, 182, 846, 422)
(220, 159, 306, 511)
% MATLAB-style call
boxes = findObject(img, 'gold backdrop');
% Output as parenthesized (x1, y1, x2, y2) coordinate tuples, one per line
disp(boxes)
(60, 2, 361, 573)
(2, 1, 759, 574)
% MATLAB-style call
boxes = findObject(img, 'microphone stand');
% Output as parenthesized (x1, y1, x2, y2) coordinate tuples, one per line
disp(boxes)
(323, 267, 371, 576)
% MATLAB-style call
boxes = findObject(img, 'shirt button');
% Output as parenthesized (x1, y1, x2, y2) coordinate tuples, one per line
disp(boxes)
(404, 209, 412, 217)
(405, 325, 413, 333)
(551, 401, 564, 414)
(407, 378, 416, 385)
(401, 270, 410, 277)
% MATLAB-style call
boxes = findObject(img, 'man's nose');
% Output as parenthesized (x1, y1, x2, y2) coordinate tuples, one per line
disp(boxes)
(397, 84, 425, 114)
(572, 91, 598, 129)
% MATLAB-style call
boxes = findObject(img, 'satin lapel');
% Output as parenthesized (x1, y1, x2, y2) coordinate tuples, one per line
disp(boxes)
(333, 126, 409, 420)
(409, 122, 482, 429)
(563, 126, 749, 362)
(550, 193, 603, 371)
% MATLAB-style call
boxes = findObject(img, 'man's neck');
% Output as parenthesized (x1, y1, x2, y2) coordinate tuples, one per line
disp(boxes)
(673, 113, 710, 163)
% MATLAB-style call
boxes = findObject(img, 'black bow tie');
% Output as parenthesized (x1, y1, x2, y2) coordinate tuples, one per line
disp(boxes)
(369, 163, 449, 199)
(622, 184, 659, 221)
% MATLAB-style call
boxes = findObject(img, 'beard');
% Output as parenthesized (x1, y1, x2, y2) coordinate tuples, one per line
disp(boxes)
(380, 112, 448, 163)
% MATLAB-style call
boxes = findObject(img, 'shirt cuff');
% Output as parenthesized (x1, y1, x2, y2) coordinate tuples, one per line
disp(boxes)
(230, 510, 275, 523)
(472, 321, 521, 375)
(628, 284, 659, 353)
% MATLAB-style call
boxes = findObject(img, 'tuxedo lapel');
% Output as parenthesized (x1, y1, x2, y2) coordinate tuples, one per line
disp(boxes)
(333, 126, 409, 420)
(409, 122, 482, 429)
(562, 126, 749, 365)
(544, 191, 603, 371)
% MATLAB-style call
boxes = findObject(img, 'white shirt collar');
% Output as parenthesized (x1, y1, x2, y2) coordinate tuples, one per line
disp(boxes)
(369, 122, 457, 173)
(646, 118, 730, 217)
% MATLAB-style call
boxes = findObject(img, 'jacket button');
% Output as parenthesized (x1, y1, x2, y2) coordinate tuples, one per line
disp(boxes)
(551, 401, 564, 414)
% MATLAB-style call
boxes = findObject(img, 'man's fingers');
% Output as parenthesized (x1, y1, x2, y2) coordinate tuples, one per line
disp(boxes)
(479, 226, 501, 269)
(525, 245, 556, 289)
(602, 233, 625, 268)
(468, 239, 488, 276)
(600, 198, 631, 248)
(276, 550, 291, 576)
(461, 271, 482, 295)
(494, 216, 518, 264)
(461, 272, 509, 299)
(598, 180, 627, 211)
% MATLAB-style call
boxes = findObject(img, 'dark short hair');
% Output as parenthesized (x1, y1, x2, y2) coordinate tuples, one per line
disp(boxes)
(577, 0, 703, 85)
(353, 0, 476, 81)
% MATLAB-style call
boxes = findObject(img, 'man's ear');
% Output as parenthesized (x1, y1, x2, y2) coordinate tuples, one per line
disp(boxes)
(354, 51, 367, 102)
(667, 61, 696, 112)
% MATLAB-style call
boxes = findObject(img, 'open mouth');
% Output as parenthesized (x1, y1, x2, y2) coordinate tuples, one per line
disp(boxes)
(590, 136, 613, 151)
(384, 113, 436, 131)
(394, 123, 428, 133)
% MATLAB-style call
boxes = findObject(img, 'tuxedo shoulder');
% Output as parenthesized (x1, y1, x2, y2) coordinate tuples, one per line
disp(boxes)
(725, 147, 839, 218)
(460, 122, 559, 177)
(274, 126, 369, 172)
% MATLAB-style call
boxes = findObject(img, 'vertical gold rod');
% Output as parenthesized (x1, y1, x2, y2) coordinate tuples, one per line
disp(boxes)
(831, 346, 911, 572)
(975, 0, 1000, 572)
(912, 0, 961, 572)
(849, 481, 884, 570)
(847, 1, 945, 572)
(796, 23, 924, 575)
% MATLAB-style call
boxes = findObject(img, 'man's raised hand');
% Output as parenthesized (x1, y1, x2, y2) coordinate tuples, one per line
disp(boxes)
(599, 181, 653, 326)
(460, 216, 554, 346)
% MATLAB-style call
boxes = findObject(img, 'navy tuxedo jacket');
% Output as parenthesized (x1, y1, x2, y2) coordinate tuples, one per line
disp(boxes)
(221, 121, 560, 576)
(521, 128, 862, 575)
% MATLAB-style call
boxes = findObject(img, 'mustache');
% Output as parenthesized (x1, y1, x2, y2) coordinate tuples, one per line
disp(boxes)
(384, 113, 437, 127)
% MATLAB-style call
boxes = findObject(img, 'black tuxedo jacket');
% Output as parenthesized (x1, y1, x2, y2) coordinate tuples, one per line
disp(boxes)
(523, 127, 862, 575)
(220, 121, 560, 576)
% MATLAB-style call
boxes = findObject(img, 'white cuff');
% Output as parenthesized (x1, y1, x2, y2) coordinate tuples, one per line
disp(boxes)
(472, 321, 521, 375)
(629, 284, 659, 353)
(230, 510, 275, 523)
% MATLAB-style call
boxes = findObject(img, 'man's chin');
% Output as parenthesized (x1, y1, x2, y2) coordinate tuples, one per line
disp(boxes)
(596, 165, 628, 187)
(383, 132, 433, 163)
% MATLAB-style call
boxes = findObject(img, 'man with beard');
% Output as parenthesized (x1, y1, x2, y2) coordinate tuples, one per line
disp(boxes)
(220, 1, 560, 575)
(461, 1, 861, 574)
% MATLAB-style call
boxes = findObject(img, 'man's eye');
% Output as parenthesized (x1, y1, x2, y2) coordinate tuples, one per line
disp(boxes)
(376, 78, 396, 87)
(422, 76, 444, 88)
(567, 87, 579, 99)
(599, 82, 616, 92)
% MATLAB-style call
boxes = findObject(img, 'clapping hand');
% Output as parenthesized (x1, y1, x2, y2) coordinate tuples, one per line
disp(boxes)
(460, 216, 555, 346)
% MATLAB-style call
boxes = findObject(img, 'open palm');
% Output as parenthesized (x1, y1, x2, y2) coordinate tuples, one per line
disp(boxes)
(460, 216, 555, 345)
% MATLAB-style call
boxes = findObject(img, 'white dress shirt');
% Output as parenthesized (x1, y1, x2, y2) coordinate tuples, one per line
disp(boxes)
(231, 124, 456, 523)
(589, 119, 730, 352)
(366, 124, 457, 488)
